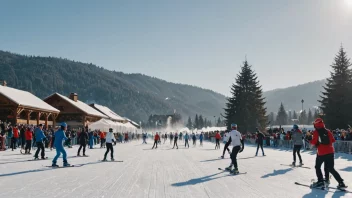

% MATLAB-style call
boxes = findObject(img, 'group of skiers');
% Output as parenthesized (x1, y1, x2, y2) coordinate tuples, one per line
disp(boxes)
(219, 119, 347, 190)
(151, 132, 204, 149)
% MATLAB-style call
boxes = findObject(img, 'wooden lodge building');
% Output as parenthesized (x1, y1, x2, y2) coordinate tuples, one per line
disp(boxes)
(44, 93, 107, 128)
(0, 82, 60, 127)
(90, 103, 126, 123)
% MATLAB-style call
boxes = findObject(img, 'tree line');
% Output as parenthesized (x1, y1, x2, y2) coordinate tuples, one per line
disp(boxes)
(186, 115, 225, 130)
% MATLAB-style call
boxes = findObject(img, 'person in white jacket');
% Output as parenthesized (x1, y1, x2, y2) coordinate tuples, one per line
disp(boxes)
(103, 128, 116, 161)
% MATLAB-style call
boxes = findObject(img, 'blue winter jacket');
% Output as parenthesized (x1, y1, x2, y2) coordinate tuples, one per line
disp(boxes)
(200, 134, 203, 140)
(34, 128, 46, 142)
(184, 134, 189, 140)
(54, 129, 68, 147)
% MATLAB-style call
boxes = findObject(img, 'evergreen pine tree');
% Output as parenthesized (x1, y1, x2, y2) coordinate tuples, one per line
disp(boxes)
(199, 115, 204, 128)
(307, 109, 313, 125)
(319, 46, 352, 129)
(186, 116, 192, 129)
(224, 60, 267, 132)
(299, 110, 308, 125)
(276, 103, 288, 125)
(194, 114, 199, 129)
(216, 117, 221, 127)
(288, 111, 292, 125)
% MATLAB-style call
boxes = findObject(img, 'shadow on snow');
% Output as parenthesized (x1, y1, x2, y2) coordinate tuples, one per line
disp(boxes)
(171, 172, 225, 187)
(261, 168, 293, 178)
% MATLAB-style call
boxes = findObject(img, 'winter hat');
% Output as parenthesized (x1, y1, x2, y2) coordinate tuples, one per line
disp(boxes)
(61, 122, 67, 127)
(313, 118, 325, 129)
(293, 124, 299, 130)
(109, 128, 113, 132)
(231, 124, 237, 128)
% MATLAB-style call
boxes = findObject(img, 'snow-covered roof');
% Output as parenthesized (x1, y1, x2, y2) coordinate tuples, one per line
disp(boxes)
(90, 104, 125, 122)
(45, 93, 107, 118)
(0, 85, 59, 113)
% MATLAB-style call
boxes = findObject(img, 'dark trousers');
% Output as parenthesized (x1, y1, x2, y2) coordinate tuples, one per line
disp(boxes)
(222, 141, 231, 156)
(78, 143, 86, 155)
(104, 143, 114, 159)
(21, 138, 26, 148)
(100, 138, 105, 148)
(193, 139, 196, 145)
(315, 153, 343, 183)
(25, 140, 32, 153)
(231, 146, 241, 169)
(152, 140, 158, 149)
(293, 145, 302, 163)
(11, 137, 17, 150)
(215, 139, 220, 149)
(34, 142, 45, 158)
(185, 139, 189, 147)
(173, 140, 178, 149)
(256, 142, 264, 155)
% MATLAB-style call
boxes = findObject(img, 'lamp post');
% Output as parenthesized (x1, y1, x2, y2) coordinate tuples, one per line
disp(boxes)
(301, 99, 304, 128)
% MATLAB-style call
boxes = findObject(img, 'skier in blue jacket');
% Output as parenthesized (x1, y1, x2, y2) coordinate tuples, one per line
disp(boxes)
(34, 124, 46, 160)
(52, 123, 70, 167)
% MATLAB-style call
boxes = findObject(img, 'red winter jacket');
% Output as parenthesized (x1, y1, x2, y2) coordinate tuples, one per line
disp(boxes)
(154, 134, 160, 140)
(25, 129, 33, 140)
(215, 133, 221, 140)
(310, 129, 335, 156)
(13, 128, 19, 138)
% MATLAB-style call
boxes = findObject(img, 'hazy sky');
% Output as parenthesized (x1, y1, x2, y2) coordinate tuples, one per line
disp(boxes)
(1, 0, 352, 96)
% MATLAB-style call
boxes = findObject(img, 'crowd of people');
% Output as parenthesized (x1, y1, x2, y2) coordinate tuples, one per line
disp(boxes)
(0, 120, 139, 152)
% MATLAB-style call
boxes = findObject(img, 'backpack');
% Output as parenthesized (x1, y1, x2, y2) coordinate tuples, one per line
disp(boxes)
(317, 128, 330, 145)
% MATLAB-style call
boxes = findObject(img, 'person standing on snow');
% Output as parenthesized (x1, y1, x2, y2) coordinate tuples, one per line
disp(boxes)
(310, 118, 346, 189)
(192, 133, 196, 146)
(255, 128, 265, 156)
(103, 128, 116, 161)
(77, 128, 88, 156)
(152, 132, 160, 149)
(225, 124, 244, 174)
(215, 131, 221, 149)
(172, 132, 179, 149)
(221, 131, 232, 159)
(52, 123, 70, 167)
(199, 132, 204, 146)
(184, 132, 190, 148)
(34, 124, 46, 160)
(291, 124, 304, 166)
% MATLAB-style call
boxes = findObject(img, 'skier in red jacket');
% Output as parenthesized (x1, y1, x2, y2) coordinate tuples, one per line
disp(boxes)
(152, 133, 160, 149)
(310, 118, 346, 189)
(215, 131, 221, 149)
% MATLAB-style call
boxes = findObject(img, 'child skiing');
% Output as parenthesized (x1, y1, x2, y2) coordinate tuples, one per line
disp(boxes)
(310, 118, 346, 190)
(225, 124, 244, 175)
(52, 123, 70, 167)
(291, 124, 303, 166)
(103, 128, 116, 161)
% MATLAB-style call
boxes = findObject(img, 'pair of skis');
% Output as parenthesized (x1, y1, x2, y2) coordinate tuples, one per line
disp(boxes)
(294, 182, 350, 193)
(218, 168, 247, 175)
(280, 164, 311, 169)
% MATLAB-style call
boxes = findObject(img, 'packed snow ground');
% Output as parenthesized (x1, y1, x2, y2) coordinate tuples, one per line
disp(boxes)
(0, 140, 351, 198)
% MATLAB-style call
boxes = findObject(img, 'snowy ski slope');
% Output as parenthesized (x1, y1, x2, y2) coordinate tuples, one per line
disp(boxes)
(0, 141, 351, 198)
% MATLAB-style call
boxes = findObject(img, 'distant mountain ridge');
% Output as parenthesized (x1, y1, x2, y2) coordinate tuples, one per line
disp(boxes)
(0, 50, 326, 122)
(263, 80, 326, 113)
(0, 50, 226, 123)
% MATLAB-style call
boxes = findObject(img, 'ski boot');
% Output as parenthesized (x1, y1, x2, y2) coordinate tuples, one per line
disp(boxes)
(291, 162, 296, 167)
(324, 179, 330, 186)
(41, 157, 46, 160)
(298, 162, 304, 167)
(34, 157, 39, 160)
(337, 181, 347, 190)
(102, 158, 107, 162)
(111, 158, 115, 161)
(221, 156, 224, 159)
(225, 165, 233, 172)
(231, 168, 239, 175)
(311, 181, 325, 189)
(63, 160, 71, 167)
(83, 154, 87, 157)
(52, 162, 59, 167)
(77, 154, 81, 156)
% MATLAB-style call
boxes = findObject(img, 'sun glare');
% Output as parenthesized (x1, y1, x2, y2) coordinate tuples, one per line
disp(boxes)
(345, 0, 352, 7)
